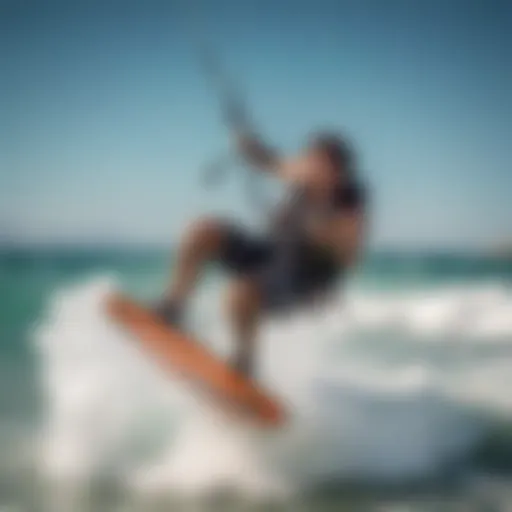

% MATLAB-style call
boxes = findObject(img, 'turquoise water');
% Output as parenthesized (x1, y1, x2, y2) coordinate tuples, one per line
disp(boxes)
(1, 248, 512, 511)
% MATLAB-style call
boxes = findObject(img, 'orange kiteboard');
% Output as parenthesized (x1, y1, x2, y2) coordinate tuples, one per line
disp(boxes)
(105, 294, 286, 427)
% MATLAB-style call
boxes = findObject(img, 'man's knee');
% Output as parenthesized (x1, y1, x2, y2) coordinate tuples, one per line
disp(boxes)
(182, 217, 227, 253)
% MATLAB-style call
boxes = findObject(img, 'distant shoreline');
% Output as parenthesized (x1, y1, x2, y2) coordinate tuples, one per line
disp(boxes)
(1, 243, 511, 261)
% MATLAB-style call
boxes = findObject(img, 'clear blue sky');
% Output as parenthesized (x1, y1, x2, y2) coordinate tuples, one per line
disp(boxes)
(1, 0, 510, 249)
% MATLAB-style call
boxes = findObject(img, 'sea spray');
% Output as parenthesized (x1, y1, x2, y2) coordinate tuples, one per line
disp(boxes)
(33, 276, 512, 500)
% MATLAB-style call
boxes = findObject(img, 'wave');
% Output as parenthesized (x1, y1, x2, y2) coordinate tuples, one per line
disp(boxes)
(31, 276, 512, 500)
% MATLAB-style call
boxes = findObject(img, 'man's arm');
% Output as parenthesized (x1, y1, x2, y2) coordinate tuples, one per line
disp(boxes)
(235, 131, 310, 185)
(236, 131, 279, 171)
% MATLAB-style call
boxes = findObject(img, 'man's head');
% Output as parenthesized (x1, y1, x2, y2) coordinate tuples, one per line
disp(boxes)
(303, 131, 356, 189)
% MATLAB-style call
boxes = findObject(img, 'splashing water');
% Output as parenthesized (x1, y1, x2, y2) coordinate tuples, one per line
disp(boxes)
(32, 275, 512, 502)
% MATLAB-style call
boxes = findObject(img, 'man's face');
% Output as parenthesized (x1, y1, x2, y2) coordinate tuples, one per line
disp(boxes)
(303, 146, 340, 189)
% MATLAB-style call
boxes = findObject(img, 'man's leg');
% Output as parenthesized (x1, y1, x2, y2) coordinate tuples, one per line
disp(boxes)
(159, 218, 227, 321)
(159, 218, 268, 375)
(225, 277, 262, 377)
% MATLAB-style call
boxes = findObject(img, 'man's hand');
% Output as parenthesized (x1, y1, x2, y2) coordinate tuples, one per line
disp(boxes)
(233, 131, 320, 187)
(234, 131, 279, 171)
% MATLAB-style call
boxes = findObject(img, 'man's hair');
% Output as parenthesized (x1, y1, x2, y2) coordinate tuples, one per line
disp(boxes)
(309, 131, 356, 177)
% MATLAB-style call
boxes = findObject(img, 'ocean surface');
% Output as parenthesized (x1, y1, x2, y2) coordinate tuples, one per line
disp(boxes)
(1, 247, 512, 511)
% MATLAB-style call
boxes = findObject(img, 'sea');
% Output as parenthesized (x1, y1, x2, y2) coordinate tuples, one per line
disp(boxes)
(1, 247, 512, 512)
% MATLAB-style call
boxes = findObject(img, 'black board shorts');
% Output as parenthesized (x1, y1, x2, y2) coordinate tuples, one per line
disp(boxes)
(217, 223, 340, 312)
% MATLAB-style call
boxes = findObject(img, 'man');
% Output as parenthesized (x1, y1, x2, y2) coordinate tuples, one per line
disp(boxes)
(155, 129, 367, 377)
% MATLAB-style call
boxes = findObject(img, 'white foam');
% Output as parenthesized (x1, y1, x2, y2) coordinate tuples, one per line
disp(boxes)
(33, 277, 512, 498)
(346, 282, 512, 339)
